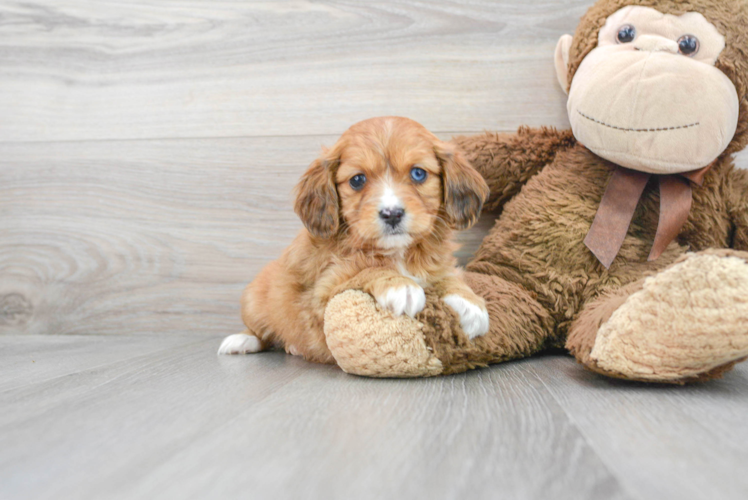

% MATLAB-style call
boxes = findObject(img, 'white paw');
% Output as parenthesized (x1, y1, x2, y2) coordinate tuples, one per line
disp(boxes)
(375, 285, 426, 317)
(217, 333, 263, 355)
(442, 294, 490, 340)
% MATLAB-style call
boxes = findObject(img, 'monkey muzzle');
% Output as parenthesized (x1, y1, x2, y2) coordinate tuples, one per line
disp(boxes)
(568, 46, 739, 175)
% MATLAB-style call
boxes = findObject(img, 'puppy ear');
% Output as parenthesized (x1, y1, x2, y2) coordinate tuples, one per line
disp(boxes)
(294, 149, 340, 239)
(436, 141, 489, 230)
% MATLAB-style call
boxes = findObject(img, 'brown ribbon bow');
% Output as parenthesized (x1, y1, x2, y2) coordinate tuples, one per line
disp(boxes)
(584, 165, 709, 269)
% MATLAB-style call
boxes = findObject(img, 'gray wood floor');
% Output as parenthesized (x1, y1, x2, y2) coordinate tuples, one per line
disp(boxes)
(2, 1, 747, 499)
(2, 335, 748, 500)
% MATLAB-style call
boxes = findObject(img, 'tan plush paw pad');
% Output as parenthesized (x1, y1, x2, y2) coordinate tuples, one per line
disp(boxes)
(591, 253, 748, 381)
(324, 290, 443, 378)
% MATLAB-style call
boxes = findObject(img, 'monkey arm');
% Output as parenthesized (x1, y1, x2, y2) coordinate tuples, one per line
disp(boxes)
(727, 167, 748, 251)
(452, 126, 576, 211)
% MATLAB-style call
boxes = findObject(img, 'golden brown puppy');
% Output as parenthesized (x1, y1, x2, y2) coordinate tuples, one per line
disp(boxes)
(218, 117, 490, 363)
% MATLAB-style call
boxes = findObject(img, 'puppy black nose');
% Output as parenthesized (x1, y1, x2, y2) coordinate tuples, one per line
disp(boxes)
(379, 207, 405, 227)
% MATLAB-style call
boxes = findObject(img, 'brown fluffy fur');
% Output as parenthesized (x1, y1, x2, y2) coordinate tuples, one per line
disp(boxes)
(239, 117, 489, 363)
(445, 130, 748, 382)
(325, 1, 748, 383)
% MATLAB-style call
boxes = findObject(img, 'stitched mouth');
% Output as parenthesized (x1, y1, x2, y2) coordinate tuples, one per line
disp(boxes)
(578, 111, 700, 132)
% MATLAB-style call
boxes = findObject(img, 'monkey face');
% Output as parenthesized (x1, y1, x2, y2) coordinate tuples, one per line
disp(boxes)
(556, 6, 740, 174)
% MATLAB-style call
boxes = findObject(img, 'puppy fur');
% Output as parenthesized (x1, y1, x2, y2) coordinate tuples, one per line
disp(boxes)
(219, 117, 490, 363)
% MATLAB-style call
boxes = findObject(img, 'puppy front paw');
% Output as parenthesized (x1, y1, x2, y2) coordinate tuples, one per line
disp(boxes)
(442, 295, 489, 340)
(375, 284, 426, 318)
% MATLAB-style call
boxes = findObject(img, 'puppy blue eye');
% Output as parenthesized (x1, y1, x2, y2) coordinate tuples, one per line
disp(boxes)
(410, 167, 427, 183)
(349, 174, 366, 190)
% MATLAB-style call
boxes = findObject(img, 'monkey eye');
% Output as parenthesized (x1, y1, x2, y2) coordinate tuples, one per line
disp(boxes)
(410, 167, 427, 184)
(349, 174, 367, 190)
(616, 24, 636, 44)
(677, 35, 700, 56)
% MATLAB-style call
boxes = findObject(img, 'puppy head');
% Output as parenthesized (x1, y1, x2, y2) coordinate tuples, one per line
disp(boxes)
(295, 117, 488, 249)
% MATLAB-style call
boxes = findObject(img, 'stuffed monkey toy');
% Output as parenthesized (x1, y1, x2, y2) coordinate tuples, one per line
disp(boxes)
(322, 0, 748, 383)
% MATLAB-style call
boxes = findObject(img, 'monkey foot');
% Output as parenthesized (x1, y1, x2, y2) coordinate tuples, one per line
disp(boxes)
(590, 251, 748, 382)
(324, 290, 443, 378)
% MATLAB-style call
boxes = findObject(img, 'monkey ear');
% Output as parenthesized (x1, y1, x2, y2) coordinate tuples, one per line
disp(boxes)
(555, 34, 573, 95)
(294, 149, 340, 239)
(435, 141, 489, 230)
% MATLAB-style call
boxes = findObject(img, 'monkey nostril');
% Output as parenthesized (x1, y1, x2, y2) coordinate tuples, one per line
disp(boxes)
(379, 207, 405, 227)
